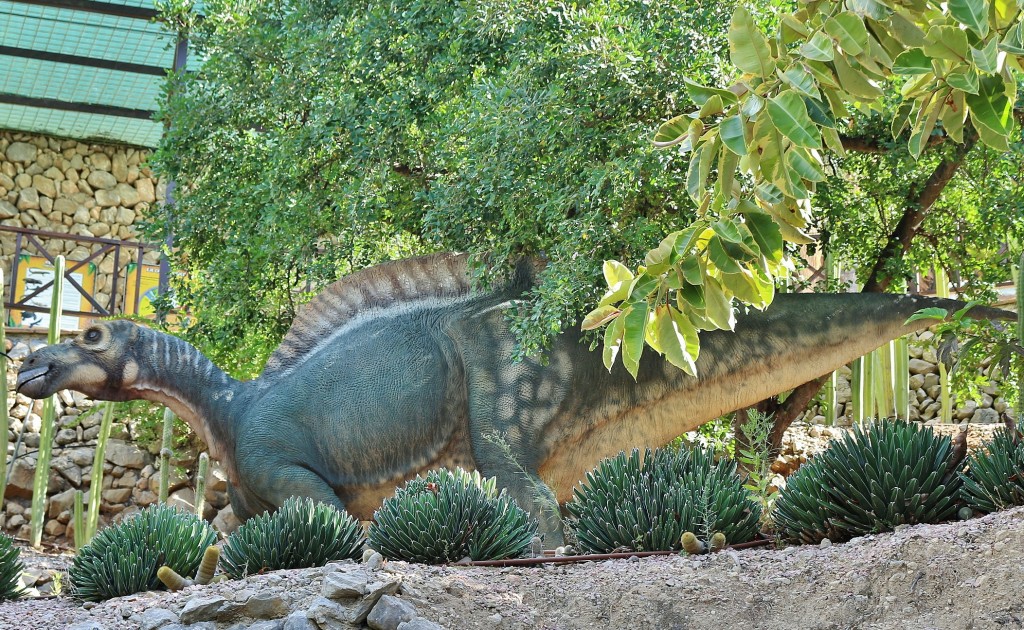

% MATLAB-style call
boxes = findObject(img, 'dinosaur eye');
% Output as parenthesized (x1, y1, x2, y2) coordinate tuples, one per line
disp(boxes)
(84, 328, 101, 343)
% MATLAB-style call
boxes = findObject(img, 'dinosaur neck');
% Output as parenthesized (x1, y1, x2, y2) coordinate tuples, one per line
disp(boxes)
(125, 329, 247, 463)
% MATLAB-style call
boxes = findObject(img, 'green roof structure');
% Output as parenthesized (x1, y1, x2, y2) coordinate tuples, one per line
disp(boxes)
(0, 0, 190, 148)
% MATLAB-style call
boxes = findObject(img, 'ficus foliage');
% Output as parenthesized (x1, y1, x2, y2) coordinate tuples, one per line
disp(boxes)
(151, 0, 738, 374)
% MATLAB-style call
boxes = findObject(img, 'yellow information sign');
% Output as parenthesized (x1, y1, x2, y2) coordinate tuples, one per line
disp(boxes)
(12, 255, 96, 330)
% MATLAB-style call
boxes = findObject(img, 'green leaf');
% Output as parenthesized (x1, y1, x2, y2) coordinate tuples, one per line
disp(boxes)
(599, 260, 634, 305)
(707, 235, 743, 274)
(846, 0, 890, 20)
(923, 26, 969, 61)
(904, 307, 948, 325)
(802, 31, 835, 61)
(712, 218, 745, 243)
(766, 90, 822, 148)
(653, 114, 691, 149)
(998, 23, 1024, 55)
(946, 68, 979, 95)
(786, 147, 826, 182)
(824, 13, 869, 56)
(803, 97, 837, 128)
(741, 210, 784, 263)
(698, 94, 726, 118)
(887, 10, 926, 47)
(581, 305, 621, 331)
(678, 282, 705, 309)
(656, 306, 699, 375)
(681, 77, 739, 108)
(948, 0, 988, 37)
(602, 314, 625, 371)
(781, 65, 819, 98)
(703, 277, 736, 330)
(832, 54, 883, 100)
(622, 304, 649, 379)
(719, 115, 748, 155)
(729, 6, 776, 77)
(971, 39, 999, 73)
(941, 90, 966, 143)
(965, 76, 1014, 147)
(892, 48, 933, 75)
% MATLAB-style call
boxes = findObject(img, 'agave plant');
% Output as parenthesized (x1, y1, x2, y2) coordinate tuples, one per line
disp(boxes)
(220, 496, 364, 579)
(368, 467, 537, 564)
(68, 504, 217, 601)
(961, 428, 1024, 514)
(773, 420, 963, 544)
(0, 533, 25, 601)
(566, 447, 762, 554)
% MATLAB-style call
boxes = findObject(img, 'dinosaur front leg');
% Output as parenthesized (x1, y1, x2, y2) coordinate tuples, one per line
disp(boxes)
(231, 458, 347, 521)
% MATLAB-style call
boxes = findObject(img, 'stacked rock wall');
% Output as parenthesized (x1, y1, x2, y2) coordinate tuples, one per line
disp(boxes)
(0, 130, 164, 311)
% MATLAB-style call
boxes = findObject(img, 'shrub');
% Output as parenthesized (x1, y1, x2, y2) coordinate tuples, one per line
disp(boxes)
(961, 428, 1024, 514)
(368, 467, 537, 564)
(0, 533, 25, 601)
(773, 421, 963, 544)
(566, 447, 762, 554)
(68, 504, 217, 601)
(220, 497, 364, 578)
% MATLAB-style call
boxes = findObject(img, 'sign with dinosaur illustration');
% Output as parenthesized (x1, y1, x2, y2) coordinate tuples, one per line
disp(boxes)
(11, 255, 95, 330)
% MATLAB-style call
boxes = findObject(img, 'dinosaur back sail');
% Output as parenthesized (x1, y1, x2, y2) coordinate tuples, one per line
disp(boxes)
(261, 253, 477, 377)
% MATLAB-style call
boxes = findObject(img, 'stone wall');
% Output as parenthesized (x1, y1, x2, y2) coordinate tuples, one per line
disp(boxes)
(0, 130, 164, 312)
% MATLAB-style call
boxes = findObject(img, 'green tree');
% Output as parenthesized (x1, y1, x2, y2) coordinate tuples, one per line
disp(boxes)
(151, 0, 737, 375)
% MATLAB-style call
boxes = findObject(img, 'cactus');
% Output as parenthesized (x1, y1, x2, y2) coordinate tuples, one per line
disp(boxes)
(0, 532, 25, 600)
(158, 407, 174, 503)
(84, 403, 116, 545)
(709, 531, 727, 552)
(0, 268, 9, 505)
(961, 429, 1024, 514)
(773, 420, 963, 544)
(1017, 251, 1023, 433)
(67, 504, 217, 601)
(221, 496, 364, 578)
(158, 545, 220, 591)
(73, 490, 85, 549)
(566, 447, 761, 554)
(30, 255, 66, 548)
(368, 467, 537, 564)
(194, 452, 209, 519)
(680, 531, 704, 555)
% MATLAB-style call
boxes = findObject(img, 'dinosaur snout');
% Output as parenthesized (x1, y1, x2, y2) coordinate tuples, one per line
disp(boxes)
(16, 351, 58, 398)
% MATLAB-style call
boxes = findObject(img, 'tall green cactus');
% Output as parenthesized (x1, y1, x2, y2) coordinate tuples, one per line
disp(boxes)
(0, 268, 9, 504)
(1017, 251, 1023, 429)
(158, 408, 174, 503)
(194, 452, 208, 519)
(30, 255, 65, 548)
(83, 402, 116, 546)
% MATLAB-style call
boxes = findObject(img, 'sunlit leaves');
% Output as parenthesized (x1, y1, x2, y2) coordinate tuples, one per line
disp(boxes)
(729, 7, 776, 77)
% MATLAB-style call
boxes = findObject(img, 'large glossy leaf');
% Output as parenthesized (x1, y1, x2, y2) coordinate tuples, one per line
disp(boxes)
(802, 32, 835, 62)
(965, 76, 1014, 147)
(622, 304, 649, 379)
(653, 114, 690, 149)
(702, 277, 736, 330)
(719, 115, 748, 155)
(948, 0, 988, 37)
(707, 235, 743, 273)
(581, 305, 621, 331)
(923, 26, 969, 62)
(891, 48, 932, 75)
(656, 305, 699, 375)
(681, 77, 739, 107)
(940, 89, 967, 143)
(729, 6, 776, 77)
(998, 23, 1024, 55)
(741, 209, 784, 262)
(887, 10, 926, 47)
(786, 147, 826, 182)
(781, 65, 819, 98)
(766, 90, 822, 148)
(971, 39, 999, 73)
(825, 13, 869, 56)
(832, 54, 883, 99)
(803, 96, 837, 128)
(946, 68, 979, 95)
(602, 315, 625, 371)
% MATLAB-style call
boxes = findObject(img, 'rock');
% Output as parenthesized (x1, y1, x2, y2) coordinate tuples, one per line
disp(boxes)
(55, 427, 78, 445)
(112, 153, 128, 181)
(908, 359, 937, 375)
(136, 178, 156, 203)
(101, 487, 132, 503)
(67, 623, 108, 630)
(17, 187, 40, 210)
(234, 622, 284, 630)
(6, 142, 37, 162)
(5, 458, 40, 498)
(212, 504, 241, 534)
(105, 440, 148, 468)
(0, 199, 17, 219)
(956, 400, 978, 420)
(116, 184, 141, 208)
(923, 373, 940, 389)
(48, 488, 78, 518)
(306, 597, 351, 628)
(180, 595, 241, 624)
(138, 608, 180, 630)
(167, 487, 197, 513)
(322, 569, 368, 599)
(283, 610, 317, 630)
(908, 374, 925, 390)
(87, 170, 117, 190)
(367, 595, 417, 630)
(240, 593, 289, 619)
(32, 174, 57, 198)
(397, 619, 444, 630)
(90, 152, 111, 171)
(95, 188, 120, 207)
(972, 408, 1001, 424)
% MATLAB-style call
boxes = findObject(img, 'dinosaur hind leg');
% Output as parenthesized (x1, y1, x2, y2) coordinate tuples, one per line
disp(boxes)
(233, 459, 347, 520)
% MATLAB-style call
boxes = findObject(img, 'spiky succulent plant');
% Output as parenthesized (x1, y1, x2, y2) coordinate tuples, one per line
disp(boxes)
(961, 428, 1024, 514)
(0, 533, 25, 600)
(566, 447, 762, 554)
(368, 467, 537, 564)
(773, 420, 963, 544)
(68, 504, 217, 601)
(220, 496, 364, 578)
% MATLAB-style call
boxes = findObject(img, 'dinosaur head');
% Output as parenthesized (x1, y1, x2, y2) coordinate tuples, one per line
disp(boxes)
(16, 320, 145, 401)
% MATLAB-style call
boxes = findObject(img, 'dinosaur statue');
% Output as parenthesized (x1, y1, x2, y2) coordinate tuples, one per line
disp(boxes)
(15, 253, 1015, 542)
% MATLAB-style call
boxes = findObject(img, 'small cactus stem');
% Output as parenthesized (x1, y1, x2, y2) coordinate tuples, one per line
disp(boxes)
(157, 565, 193, 591)
(194, 545, 220, 585)
(85, 402, 116, 544)
(158, 408, 175, 503)
(30, 255, 65, 548)
(194, 452, 209, 519)
(681, 531, 705, 555)
(709, 532, 726, 553)
(73, 490, 85, 550)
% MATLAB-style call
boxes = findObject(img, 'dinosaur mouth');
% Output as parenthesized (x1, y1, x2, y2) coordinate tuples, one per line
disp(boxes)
(16, 365, 51, 394)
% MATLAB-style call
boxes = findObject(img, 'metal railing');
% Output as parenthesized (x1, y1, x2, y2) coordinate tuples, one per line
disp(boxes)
(1, 225, 160, 328)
